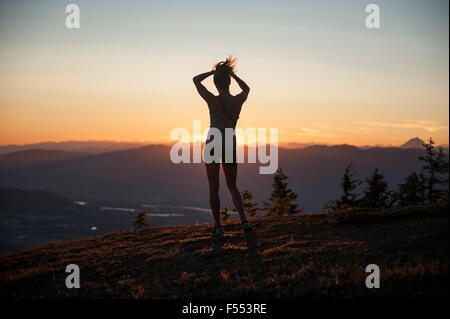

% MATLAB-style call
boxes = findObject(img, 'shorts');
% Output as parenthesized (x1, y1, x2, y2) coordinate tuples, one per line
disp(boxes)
(204, 132, 237, 165)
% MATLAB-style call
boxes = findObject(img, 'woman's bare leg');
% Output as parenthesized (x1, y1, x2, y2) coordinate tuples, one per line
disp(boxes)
(222, 164, 247, 222)
(205, 162, 221, 227)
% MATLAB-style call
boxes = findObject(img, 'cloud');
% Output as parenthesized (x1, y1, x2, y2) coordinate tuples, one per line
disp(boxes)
(366, 120, 448, 133)
(312, 123, 376, 134)
(300, 128, 321, 134)
(296, 127, 328, 137)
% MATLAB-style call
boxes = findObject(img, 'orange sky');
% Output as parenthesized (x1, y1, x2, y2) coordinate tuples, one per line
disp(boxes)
(0, 1, 448, 147)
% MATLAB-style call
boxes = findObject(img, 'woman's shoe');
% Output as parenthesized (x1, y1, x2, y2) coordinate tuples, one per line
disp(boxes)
(241, 221, 253, 231)
(212, 226, 224, 236)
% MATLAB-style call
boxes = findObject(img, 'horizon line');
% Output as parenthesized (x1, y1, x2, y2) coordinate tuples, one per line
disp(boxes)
(0, 138, 448, 149)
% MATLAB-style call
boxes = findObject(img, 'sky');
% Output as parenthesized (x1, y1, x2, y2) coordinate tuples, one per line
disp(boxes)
(0, 0, 448, 146)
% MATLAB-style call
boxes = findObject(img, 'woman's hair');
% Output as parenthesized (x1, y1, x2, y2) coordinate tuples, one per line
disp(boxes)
(213, 56, 237, 90)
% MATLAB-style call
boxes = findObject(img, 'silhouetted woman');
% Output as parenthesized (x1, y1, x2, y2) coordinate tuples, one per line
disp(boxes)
(193, 57, 252, 236)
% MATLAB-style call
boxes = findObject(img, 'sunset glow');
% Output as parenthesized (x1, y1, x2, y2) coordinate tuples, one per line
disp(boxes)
(0, 0, 448, 146)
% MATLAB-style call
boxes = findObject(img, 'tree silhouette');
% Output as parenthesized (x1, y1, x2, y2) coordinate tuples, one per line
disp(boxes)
(266, 196, 292, 216)
(266, 168, 298, 215)
(323, 163, 362, 212)
(338, 162, 362, 208)
(396, 172, 425, 206)
(419, 138, 449, 204)
(236, 190, 259, 217)
(418, 170, 427, 205)
(220, 207, 231, 221)
(133, 210, 152, 231)
(362, 168, 391, 209)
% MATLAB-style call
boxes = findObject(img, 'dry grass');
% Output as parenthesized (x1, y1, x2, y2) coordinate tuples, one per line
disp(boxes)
(0, 204, 448, 299)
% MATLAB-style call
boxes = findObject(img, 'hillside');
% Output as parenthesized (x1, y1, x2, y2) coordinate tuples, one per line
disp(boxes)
(0, 188, 211, 254)
(0, 204, 448, 298)
(0, 187, 75, 213)
(0, 149, 88, 169)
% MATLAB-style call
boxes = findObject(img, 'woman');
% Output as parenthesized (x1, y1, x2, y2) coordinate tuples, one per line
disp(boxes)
(193, 57, 252, 236)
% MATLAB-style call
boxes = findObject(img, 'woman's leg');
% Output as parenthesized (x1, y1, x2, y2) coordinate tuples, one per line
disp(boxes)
(205, 162, 221, 227)
(222, 164, 247, 222)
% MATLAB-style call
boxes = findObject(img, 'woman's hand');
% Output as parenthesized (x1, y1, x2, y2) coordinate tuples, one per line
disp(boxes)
(193, 70, 214, 83)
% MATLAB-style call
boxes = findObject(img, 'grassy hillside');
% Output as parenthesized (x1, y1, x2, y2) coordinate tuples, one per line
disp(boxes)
(0, 204, 448, 299)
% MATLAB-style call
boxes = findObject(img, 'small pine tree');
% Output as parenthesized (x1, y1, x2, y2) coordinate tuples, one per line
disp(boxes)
(133, 210, 152, 231)
(419, 138, 449, 203)
(241, 190, 259, 217)
(323, 163, 362, 213)
(337, 162, 362, 208)
(267, 168, 298, 215)
(322, 200, 339, 213)
(396, 172, 424, 206)
(437, 180, 449, 203)
(417, 170, 427, 205)
(362, 168, 391, 209)
(266, 196, 292, 216)
(220, 207, 231, 222)
(435, 146, 449, 202)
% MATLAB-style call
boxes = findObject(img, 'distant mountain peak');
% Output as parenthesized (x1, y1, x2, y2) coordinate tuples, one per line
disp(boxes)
(400, 137, 425, 149)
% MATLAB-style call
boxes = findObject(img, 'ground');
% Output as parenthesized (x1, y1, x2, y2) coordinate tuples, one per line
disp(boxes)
(0, 204, 448, 298)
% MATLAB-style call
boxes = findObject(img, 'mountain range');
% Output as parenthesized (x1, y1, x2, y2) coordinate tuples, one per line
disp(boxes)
(1, 138, 446, 155)
(0, 141, 150, 155)
(1, 138, 445, 213)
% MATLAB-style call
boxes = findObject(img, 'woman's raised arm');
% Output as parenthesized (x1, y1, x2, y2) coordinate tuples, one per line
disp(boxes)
(193, 71, 215, 103)
(232, 72, 250, 104)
